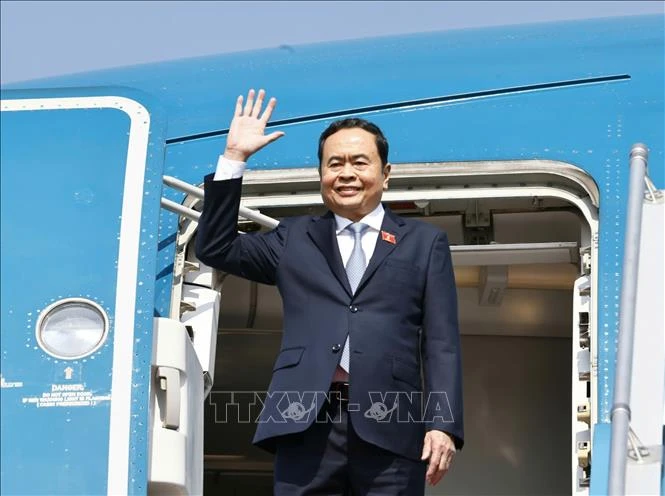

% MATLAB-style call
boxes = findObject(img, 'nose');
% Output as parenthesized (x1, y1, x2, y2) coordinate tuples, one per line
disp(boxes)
(339, 162, 356, 179)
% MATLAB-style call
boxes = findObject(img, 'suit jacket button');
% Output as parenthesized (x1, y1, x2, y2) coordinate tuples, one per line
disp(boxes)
(332, 344, 341, 353)
(349, 305, 358, 313)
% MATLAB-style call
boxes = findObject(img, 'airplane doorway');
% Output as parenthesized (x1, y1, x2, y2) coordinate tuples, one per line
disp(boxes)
(195, 162, 598, 495)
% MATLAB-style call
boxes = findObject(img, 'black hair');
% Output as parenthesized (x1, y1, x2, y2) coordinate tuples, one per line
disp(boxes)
(317, 118, 389, 167)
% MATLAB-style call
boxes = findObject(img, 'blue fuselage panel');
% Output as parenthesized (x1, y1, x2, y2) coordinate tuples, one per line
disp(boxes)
(0, 93, 165, 495)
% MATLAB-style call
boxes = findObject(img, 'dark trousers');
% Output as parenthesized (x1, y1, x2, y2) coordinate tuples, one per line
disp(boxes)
(273, 396, 426, 495)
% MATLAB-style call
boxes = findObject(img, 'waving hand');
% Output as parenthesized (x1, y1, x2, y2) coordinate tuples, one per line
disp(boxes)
(223, 89, 285, 162)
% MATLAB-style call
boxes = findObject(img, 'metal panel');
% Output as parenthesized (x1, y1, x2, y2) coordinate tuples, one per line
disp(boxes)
(0, 92, 166, 495)
(9, 17, 662, 146)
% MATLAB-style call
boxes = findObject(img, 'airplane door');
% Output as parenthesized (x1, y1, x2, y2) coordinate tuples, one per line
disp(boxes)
(0, 89, 166, 495)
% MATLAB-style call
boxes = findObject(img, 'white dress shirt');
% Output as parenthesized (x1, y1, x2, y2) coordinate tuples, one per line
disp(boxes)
(214, 154, 247, 180)
(333, 206, 383, 266)
(214, 155, 385, 264)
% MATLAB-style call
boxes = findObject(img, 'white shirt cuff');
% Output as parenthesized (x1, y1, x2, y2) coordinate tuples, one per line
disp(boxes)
(214, 155, 246, 180)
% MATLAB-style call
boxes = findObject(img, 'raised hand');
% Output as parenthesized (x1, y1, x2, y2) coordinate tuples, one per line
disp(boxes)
(223, 88, 285, 162)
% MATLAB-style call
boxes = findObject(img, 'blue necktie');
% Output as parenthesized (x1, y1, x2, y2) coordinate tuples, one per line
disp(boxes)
(340, 222, 369, 373)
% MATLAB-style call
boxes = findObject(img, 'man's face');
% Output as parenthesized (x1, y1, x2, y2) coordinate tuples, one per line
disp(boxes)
(320, 128, 391, 222)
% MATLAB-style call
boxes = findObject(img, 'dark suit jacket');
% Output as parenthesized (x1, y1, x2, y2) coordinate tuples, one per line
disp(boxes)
(196, 175, 464, 460)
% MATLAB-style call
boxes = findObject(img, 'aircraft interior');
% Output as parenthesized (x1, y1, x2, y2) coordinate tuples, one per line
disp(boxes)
(189, 163, 593, 495)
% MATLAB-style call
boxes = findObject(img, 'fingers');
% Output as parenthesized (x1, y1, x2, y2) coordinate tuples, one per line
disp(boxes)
(434, 450, 452, 484)
(234, 94, 243, 117)
(243, 88, 256, 116)
(426, 450, 451, 486)
(423, 433, 438, 486)
(422, 431, 455, 487)
(260, 96, 278, 123)
(420, 434, 432, 461)
(252, 89, 265, 117)
(237, 89, 276, 120)
(265, 131, 286, 144)
(430, 469, 446, 487)
(425, 450, 441, 483)
(438, 451, 452, 473)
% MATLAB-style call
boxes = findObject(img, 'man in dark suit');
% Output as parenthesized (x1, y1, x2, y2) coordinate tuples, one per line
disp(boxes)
(196, 89, 463, 494)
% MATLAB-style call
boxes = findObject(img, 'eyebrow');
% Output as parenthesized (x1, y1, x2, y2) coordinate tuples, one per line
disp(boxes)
(326, 154, 371, 164)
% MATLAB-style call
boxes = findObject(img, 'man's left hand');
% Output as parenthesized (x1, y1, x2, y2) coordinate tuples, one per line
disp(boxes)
(421, 429, 456, 486)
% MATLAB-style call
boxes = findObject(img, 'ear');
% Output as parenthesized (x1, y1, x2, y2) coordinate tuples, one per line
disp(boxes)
(383, 163, 391, 191)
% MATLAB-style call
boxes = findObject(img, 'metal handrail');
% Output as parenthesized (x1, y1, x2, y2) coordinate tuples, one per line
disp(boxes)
(608, 143, 649, 495)
(161, 175, 280, 229)
(160, 197, 201, 221)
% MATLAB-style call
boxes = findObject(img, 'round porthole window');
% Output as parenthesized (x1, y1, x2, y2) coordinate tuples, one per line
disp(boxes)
(36, 298, 109, 359)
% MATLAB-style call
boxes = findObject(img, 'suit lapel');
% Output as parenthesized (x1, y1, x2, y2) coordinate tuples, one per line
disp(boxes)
(306, 212, 353, 296)
(306, 207, 410, 298)
(356, 206, 408, 294)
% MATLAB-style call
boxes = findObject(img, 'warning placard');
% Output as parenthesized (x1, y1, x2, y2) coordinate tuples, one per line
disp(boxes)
(22, 383, 110, 408)
(0, 375, 24, 389)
